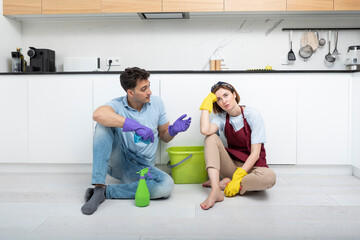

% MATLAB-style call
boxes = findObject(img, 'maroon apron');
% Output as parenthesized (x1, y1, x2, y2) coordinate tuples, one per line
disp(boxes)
(224, 106, 268, 168)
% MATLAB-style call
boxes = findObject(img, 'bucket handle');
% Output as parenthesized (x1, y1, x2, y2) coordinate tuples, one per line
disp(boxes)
(167, 154, 193, 169)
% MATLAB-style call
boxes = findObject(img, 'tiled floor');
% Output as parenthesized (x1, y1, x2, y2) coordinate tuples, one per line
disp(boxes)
(1, 172, 360, 240)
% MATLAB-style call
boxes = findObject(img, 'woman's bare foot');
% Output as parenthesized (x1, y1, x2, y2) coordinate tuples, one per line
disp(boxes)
(202, 178, 231, 190)
(200, 188, 224, 210)
(201, 180, 211, 188)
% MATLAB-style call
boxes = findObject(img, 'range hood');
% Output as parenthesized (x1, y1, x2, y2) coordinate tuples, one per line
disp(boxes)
(138, 12, 189, 20)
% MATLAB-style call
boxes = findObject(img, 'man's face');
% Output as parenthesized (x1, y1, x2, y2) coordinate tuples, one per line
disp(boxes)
(131, 79, 152, 104)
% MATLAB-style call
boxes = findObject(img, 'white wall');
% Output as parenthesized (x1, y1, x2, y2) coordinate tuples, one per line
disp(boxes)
(351, 72, 360, 170)
(0, 0, 22, 72)
(20, 15, 360, 72)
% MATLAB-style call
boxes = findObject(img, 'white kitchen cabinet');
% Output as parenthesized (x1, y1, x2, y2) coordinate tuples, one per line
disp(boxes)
(350, 72, 360, 169)
(159, 74, 297, 165)
(0, 76, 28, 163)
(93, 74, 126, 111)
(28, 75, 93, 164)
(296, 74, 350, 165)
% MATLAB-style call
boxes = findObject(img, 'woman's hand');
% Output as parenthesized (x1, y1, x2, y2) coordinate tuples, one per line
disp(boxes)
(199, 93, 217, 113)
(224, 168, 248, 197)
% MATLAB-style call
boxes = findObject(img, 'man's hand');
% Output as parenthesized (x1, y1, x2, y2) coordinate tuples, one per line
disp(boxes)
(168, 114, 192, 137)
(199, 93, 217, 113)
(123, 118, 154, 143)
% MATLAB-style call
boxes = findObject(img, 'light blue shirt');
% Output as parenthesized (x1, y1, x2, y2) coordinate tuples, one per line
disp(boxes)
(211, 106, 267, 144)
(106, 95, 168, 165)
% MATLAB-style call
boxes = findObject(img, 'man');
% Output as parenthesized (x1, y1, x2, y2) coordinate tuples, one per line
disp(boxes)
(81, 67, 191, 215)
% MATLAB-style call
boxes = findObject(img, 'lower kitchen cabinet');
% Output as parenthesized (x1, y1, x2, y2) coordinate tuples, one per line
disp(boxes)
(27, 75, 93, 164)
(296, 74, 350, 165)
(351, 73, 360, 169)
(0, 73, 353, 166)
(0, 76, 28, 163)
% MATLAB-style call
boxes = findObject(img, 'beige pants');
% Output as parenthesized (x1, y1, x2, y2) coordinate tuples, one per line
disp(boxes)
(204, 134, 276, 195)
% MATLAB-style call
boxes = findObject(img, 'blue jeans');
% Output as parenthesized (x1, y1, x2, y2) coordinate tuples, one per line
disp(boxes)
(91, 124, 174, 199)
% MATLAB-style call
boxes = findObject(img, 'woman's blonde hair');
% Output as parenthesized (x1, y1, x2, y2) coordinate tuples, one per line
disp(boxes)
(211, 82, 240, 114)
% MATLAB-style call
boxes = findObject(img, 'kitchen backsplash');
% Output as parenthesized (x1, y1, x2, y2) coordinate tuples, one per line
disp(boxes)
(2, 11, 360, 71)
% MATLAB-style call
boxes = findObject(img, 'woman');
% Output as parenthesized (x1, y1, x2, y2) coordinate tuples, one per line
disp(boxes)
(199, 81, 276, 210)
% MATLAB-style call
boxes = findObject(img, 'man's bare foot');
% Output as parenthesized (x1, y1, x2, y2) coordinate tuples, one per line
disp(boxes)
(202, 178, 231, 190)
(200, 188, 224, 210)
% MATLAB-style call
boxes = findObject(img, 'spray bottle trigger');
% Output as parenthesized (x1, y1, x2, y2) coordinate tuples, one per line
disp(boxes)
(147, 168, 152, 179)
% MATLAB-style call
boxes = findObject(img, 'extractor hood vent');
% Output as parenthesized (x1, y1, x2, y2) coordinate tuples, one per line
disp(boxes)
(138, 12, 189, 20)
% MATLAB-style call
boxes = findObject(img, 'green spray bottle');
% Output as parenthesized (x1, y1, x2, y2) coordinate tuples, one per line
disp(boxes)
(135, 167, 152, 207)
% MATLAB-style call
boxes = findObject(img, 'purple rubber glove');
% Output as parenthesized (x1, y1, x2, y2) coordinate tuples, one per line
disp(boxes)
(168, 114, 192, 137)
(123, 118, 154, 143)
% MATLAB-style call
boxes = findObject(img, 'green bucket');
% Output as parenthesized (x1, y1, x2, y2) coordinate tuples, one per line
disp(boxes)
(166, 146, 208, 184)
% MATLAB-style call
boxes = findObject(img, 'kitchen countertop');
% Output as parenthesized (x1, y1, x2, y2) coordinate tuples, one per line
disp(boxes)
(1, 70, 360, 75)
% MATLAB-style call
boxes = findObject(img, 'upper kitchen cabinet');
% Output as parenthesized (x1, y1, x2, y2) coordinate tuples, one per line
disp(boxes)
(42, 0, 101, 14)
(225, 0, 286, 11)
(334, 0, 360, 10)
(102, 0, 162, 13)
(163, 0, 223, 12)
(287, 0, 333, 11)
(3, 0, 41, 15)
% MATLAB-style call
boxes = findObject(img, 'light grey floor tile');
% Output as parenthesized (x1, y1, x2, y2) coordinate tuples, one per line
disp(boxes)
(0, 215, 48, 233)
(329, 194, 360, 206)
(1, 172, 360, 239)
(196, 205, 360, 220)
(0, 202, 84, 217)
(0, 233, 140, 240)
(282, 175, 360, 186)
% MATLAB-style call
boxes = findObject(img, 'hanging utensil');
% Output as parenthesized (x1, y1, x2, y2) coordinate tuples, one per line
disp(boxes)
(315, 30, 326, 47)
(299, 31, 313, 61)
(332, 30, 339, 56)
(288, 30, 296, 61)
(301, 30, 318, 51)
(325, 31, 336, 62)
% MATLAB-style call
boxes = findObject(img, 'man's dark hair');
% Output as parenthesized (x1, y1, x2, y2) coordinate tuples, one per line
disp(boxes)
(120, 67, 150, 91)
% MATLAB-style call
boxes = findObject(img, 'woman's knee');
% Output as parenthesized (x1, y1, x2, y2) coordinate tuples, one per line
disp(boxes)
(258, 168, 276, 188)
(204, 134, 220, 146)
(265, 169, 276, 188)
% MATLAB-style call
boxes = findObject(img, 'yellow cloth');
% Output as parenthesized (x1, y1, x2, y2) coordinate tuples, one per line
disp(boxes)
(199, 93, 217, 113)
(224, 168, 248, 197)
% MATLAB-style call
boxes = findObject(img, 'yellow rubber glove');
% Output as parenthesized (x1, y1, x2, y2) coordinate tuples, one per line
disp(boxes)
(199, 93, 217, 113)
(224, 168, 248, 197)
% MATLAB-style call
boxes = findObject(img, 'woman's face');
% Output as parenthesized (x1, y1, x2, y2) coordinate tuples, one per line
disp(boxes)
(214, 88, 237, 112)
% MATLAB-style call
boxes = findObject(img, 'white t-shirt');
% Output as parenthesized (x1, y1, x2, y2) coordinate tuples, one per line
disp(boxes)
(211, 106, 267, 144)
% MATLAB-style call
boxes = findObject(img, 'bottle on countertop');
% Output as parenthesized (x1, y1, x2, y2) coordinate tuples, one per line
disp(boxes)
(11, 48, 26, 73)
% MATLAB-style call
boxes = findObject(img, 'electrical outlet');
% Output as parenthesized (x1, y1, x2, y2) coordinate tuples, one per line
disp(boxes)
(106, 57, 121, 66)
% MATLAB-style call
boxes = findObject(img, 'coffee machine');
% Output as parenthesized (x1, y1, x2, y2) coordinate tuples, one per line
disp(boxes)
(26, 47, 56, 72)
